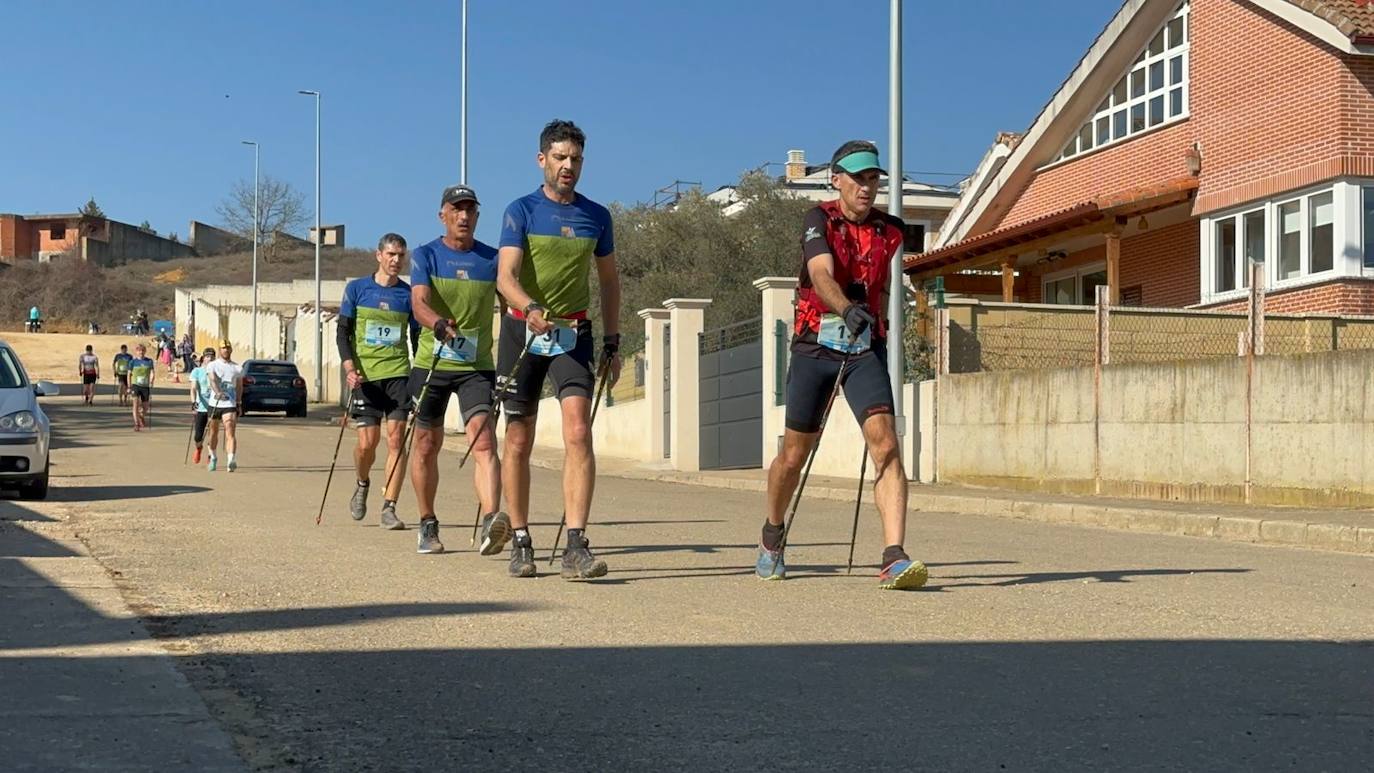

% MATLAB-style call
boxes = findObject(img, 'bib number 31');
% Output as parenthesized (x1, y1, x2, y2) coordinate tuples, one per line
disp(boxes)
(526, 324, 578, 357)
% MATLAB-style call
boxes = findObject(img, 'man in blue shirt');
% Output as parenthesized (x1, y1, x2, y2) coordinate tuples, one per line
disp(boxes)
(337, 233, 417, 531)
(187, 348, 216, 463)
(496, 119, 622, 580)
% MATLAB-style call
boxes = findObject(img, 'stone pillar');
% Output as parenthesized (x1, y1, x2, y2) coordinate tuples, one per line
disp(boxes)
(638, 307, 671, 464)
(664, 298, 711, 471)
(1001, 258, 1016, 302)
(1106, 225, 1123, 306)
(754, 276, 797, 469)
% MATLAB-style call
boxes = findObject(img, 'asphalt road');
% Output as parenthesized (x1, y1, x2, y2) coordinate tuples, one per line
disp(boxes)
(5, 388, 1373, 771)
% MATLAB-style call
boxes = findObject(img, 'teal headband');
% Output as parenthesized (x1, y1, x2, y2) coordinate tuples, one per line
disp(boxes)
(834, 150, 885, 175)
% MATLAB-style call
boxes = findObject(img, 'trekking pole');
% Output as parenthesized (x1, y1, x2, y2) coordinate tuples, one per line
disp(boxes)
(466, 335, 536, 545)
(315, 388, 358, 526)
(183, 408, 197, 465)
(547, 355, 613, 564)
(374, 347, 445, 516)
(770, 332, 861, 578)
(845, 445, 869, 575)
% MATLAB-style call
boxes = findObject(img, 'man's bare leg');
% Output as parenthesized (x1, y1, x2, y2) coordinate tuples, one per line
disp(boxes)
(501, 416, 536, 529)
(860, 414, 906, 548)
(409, 426, 444, 517)
(559, 395, 593, 529)
(465, 411, 500, 515)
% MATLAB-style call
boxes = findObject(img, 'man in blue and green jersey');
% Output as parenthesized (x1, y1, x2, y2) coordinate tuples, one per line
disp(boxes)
(338, 233, 418, 531)
(407, 184, 506, 556)
(112, 344, 134, 407)
(496, 119, 622, 580)
(127, 344, 157, 431)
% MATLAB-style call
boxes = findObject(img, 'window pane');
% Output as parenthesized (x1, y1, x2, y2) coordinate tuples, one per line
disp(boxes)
(1097, 97, 1110, 114)
(1131, 69, 1146, 98)
(1365, 187, 1374, 269)
(1149, 61, 1164, 91)
(1047, 277, 1075, 305)
(1149, 29, 1165, 57)
(1080, 270, 1108, 305)
(1169, 88, 1184, 117)
(1113, 77, 1128, 105)
(1079, 124, 1093, 151)
(1063, 140, 1076, 159)
(1149, 96, 1164, 126)
(1216, 218, 1237, 293)
(1167, 17, 1185, 48)
(1131, 103, 1146, 133)
(1170, 55, 1184, 85)
(1243, 210, 1266, 288)
(1096, 116, 1110, 145)
(1113, 110, 1127, 139)
(1279, 201, 1302, 280)
(1310, 192, 1334, 273)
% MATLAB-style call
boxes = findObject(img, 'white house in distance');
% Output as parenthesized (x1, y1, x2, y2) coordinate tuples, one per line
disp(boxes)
(707, 149, 962, 254)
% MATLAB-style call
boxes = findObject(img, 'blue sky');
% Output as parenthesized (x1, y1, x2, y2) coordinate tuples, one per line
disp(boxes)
(0, 0, 1112, 249)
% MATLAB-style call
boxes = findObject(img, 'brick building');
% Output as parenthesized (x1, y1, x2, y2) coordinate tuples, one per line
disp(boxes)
(0, 212, 194, 266)
(907, 0, 1374, 316)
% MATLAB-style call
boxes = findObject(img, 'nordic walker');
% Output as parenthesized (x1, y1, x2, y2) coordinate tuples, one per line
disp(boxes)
(112, 344, 133, 407)
(187, 348, 216, 463)
(407, 185, 505, 555)
(338, 233, 418, 531)
(204, 341, 243, 472)
(78, 345, 100, 405)
(759, 140, 927, 590)
(128, 344, 156, 431)
(496, 119, 621, 580)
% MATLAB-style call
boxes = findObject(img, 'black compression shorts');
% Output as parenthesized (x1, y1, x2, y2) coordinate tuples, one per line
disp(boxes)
(496, 314, 594, 418)
(783, 346, 894, 433)
(350, 376, 410, 427)
(408, 368, 494, 430)
(131, 385, 152, 403)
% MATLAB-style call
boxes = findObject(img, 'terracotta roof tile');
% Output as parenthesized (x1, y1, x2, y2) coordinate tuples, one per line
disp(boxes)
(1282, 0, 1374, 38)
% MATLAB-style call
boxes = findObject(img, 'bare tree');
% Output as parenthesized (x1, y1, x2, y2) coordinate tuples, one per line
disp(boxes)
(215, 175, 307, 260)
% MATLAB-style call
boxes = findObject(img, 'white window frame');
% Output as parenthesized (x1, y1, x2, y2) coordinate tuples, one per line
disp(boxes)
(1199, 182, 1362, 304)
(1046, 2, 1190, 167)
(1042, 261, 1107, 306)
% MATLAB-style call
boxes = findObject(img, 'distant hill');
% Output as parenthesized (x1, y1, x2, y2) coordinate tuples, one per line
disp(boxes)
(0, 247, 378, 333)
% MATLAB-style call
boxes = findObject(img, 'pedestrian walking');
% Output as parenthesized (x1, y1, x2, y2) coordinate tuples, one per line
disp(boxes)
(77, 345, 100, 406)
(128, 344, 156, 431)
(112, 345, 133, 407)
(204, 341, 243, 472)
(495, 119, 621, 580)
(187, 348, 216, 463)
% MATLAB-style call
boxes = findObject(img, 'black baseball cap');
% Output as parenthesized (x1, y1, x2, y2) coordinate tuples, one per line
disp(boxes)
(440, 184, 479, 207)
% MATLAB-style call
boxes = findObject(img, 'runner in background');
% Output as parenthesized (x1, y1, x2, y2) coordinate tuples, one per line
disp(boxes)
(77, 345, 100, 406)
(128, 344, 156, 431)
(112, 345, 133, 407)
(187, 348, 216, 464)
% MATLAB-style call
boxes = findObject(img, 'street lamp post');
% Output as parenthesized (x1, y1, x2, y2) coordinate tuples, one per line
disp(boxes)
(887, 0, 905, 438)
(298, 89, 322, 400)
(241, 140, 259, 359)
(461, 0, 468, 184)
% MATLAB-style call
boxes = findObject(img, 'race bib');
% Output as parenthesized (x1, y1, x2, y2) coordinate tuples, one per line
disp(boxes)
(364, 320, 403, 347)
(818, 314, 870, 354)
(132, 370, 150, 387)
(114, 360, 129, 375)
(436, 328, 480, 363)
(526, 324, 578, 357)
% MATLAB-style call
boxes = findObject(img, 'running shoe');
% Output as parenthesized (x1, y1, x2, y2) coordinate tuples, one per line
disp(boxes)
(207, 454, 217, 472)
(379, 501, 404, 531)
(349, 483, 368, 521)
(227, 457, 237, 473)
(193, 447, 202, 464)
(755, 544, 786, 581)
(508, 539, 536, 578)
(478, 511, 513, 556)
(417, 518, 444, 554)
(878, 558, 929, 591)
(560, 534, 608, 580)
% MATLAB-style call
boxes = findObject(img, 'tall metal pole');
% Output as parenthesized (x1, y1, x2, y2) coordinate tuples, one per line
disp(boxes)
(242, 140, 259, 359)
(887, 0, 905, 435)
(299, 89, 322, 399)
(460, 0, 468, 184)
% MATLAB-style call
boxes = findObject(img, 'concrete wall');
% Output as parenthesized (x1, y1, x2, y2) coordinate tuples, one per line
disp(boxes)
(189, 221, 251, 255)
(190, 280, 350, 310)
(83, 221, 195, 266)
(226, 308, 286, 362)
(938, 348, 1374, 507)
(506, 393, 654, 462)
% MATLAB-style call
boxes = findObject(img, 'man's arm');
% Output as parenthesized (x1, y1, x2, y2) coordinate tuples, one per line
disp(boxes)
(336, 315, 363, 387)
(595, 254, 621, 338)
(410, 285, 444, 333)
(497, 246, 551, 334)
(806, 252, 857, 318)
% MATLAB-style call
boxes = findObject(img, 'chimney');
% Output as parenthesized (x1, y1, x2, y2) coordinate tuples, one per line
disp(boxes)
(785, 149, 806, 181)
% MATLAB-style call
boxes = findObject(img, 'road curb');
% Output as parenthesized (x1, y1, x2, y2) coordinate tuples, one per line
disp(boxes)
(530, 457, 1374, 556)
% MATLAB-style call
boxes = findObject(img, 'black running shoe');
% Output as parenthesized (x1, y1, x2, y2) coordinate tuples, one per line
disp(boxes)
(479, 511, 512, 556)
(416, 517, 444, 554)
(509, 539, 536, 578)
(560, 534, 608, 580)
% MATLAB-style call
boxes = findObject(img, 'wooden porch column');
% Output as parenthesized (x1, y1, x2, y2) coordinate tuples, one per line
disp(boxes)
(1000, 258, 1016, 303)
(1105, 221, 1124, 305)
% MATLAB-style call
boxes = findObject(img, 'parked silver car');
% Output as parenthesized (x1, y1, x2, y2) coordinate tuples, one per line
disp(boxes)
(0, 340, 59, 500)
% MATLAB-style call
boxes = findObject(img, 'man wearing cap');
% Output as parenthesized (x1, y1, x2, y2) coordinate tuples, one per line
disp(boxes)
(338, 233, 418, 530)
(758, 140, 927, 590)
(205, 341, 244, 472)
(496, 118, 620, 580)
(407, 184, 506, 555)
(187, 348, 216, 463)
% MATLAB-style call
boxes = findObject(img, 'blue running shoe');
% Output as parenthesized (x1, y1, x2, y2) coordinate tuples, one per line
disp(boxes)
(878, 558, 929, 590)
(207, 454, 217, 472)
(755, 544, 786, 581)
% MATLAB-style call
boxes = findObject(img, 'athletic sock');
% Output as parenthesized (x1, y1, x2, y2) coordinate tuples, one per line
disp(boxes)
(881, 545, 909, 567)
(383, 499, 395, 508)
(566, 528, 585, 547)
(357, 479, 370, 488)
(513, 528, 531, 546)
(761, 521, 785, 551)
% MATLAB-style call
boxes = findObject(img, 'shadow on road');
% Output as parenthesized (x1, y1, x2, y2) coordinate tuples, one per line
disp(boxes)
(47, 484, 210, 503)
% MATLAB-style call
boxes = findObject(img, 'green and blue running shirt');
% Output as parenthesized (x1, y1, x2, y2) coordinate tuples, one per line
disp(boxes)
(340, 275, 415, 381)
(128, 357, 155, 387)
(410, 238, 499, 372)
(499, 187, 615, 319)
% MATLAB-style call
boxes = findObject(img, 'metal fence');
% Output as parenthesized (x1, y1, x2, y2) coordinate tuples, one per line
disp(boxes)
(699, 317, 763, 354)
(938, 294, 1374, 374)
